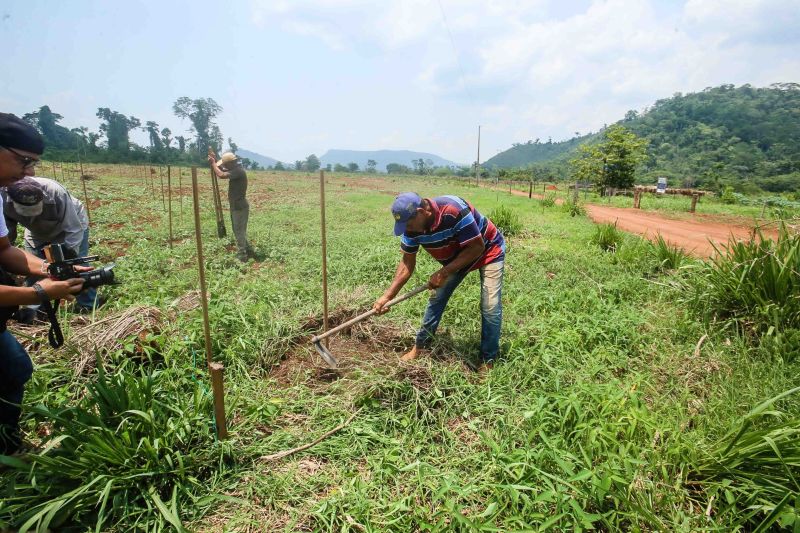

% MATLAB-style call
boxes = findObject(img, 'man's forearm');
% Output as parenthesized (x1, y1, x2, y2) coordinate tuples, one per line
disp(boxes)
(382, 259, 415, 299)
(442, 240, 485, 274)
(0, 245, 47, 277)
(0, 285, 40, 306)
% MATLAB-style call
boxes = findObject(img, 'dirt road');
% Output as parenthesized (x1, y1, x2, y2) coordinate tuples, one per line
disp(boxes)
(583, 204, 768, 256)
(501, 185, 772, 257)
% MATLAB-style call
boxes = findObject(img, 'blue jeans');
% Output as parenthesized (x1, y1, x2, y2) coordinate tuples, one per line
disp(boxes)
(0, 331, 33, 454)
(416, 261, 504, 362)
(26, 229, 98, 309)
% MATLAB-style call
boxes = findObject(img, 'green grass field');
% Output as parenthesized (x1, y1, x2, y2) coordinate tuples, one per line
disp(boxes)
(1, 167, 798, 531)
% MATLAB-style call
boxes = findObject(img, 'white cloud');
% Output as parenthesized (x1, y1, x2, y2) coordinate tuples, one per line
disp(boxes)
(248, 0, 799, 161)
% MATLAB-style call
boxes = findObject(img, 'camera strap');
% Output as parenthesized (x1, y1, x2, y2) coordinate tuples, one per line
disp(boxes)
(43, 299, 64, 348)
(32, 283, 64, 348)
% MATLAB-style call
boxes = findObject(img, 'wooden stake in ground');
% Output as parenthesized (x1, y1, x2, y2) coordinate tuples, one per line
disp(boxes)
(149, 167, 155, 198)
(159, 166, 166, 211)
(52, 162, 57, 179)
(178, 167, 183, 227)
(528, 180, 533, 199)
(690, 193, 699, 213)
(475, 125, 481, 187)
(79, 159, 91, 224)
(190, 167, 228, 440)
(320, 170, 330, 348)
(207, 148, 227, 238)
(167, 166, 173, 248)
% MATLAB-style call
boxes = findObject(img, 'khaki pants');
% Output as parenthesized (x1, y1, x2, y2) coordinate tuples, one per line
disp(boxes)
(230, 196, 250, 257)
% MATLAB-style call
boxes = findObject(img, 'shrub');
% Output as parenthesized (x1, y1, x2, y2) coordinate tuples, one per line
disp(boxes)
(540, 194, 556, 208)
(688, 224, 800, 340)
(720, 186, 737, 204)
(591, 223, 624, 252)
(561, 199, 586, 217)
(488, 205, 522, 237)
(651, 234, 686, 271)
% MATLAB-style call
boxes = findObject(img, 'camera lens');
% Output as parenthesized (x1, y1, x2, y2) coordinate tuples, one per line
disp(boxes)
(80, 265, 116, 288)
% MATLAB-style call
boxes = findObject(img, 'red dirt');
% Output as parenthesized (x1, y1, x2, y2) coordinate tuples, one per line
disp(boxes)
(583, 204, 775, 257)
(501, 186, 776, 257)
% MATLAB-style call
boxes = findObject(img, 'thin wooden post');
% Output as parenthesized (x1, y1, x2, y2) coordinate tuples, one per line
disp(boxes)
(690, 193, 699, 213)
(528, 181, 533, 199)
(475, 125, 481, 187)
(209, 363, 228, 440)
(52, 162, 57, 179)
(159, 166, 166, 211)
(178, 167, 183, 227)
(320, 170, 330, 348)
(167, 166, 173, 248)
(79, 160, 91, 224)
(190, 167, 227, 440)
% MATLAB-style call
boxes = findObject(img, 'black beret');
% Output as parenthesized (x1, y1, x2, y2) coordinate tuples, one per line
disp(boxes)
(0, 113, 45, 154)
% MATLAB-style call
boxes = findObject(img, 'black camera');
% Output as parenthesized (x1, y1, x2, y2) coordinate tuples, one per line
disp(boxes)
(44, 243, 117, 289)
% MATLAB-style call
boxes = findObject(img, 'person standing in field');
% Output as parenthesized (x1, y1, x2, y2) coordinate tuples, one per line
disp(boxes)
(373, 192, 505, 372)
(208, 151, 253, 262)
(0, 113, 85, 455)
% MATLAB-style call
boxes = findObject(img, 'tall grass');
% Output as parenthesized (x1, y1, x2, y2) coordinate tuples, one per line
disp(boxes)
(690, 386, 800, 530)
(689, 225, 800, 343)
(488, 205, 522, 237)
(0, 358, 227, 531)
(590, 223, 624, 252)
(561, 199, 586, 217)
(651, 234, 687, 271)
(539, 193, 556, 208)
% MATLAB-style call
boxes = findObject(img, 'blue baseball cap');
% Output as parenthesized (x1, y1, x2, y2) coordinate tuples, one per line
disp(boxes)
(391, 192, 422, 236)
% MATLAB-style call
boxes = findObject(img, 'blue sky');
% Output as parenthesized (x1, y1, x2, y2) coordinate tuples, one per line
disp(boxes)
(1, 0, 798, 164)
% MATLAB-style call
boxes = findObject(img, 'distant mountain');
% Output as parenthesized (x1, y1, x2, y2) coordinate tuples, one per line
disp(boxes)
(320, 149, 460, 172)
(237, 149, 279, 168)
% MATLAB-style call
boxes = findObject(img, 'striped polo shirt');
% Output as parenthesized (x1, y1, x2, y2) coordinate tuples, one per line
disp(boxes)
(400, 195, 505, 272)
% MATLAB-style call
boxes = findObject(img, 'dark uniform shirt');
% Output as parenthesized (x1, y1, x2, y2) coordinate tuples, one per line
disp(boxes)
(222, 166, 248, 209)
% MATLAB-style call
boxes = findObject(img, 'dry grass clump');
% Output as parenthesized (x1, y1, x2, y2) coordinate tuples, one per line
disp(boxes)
(69, 305, 163, 374)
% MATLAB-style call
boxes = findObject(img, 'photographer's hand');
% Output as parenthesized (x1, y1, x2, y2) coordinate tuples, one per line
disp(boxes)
(38, 278, 84, 301)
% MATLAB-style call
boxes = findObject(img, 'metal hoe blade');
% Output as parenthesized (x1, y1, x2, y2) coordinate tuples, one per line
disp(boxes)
(313, 340, 339, 368)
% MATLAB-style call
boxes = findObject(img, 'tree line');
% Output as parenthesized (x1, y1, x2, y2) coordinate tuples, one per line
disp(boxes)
(20, 98, 269, 170)
(487, 83, 800, 195)
(22, 102, 477, 176)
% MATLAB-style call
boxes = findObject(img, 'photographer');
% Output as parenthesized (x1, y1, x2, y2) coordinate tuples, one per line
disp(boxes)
(0, 113, 85, 455)
(2, 176, 102, 316)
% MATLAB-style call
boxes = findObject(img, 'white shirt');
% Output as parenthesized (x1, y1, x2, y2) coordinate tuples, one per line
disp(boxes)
(0, 194, 8, 238)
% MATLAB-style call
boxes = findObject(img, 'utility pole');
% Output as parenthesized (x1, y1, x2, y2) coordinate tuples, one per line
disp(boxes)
(475, 125, 481, 187)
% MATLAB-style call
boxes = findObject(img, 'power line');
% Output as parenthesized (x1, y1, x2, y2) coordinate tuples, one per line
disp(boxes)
(436, 0, 474, 105)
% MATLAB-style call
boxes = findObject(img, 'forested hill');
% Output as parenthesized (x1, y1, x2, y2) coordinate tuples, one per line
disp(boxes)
(485, 84, 800, 191)
(483, 134, 595, 168)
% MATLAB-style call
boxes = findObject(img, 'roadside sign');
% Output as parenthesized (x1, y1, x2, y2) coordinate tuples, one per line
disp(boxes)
(656, 177, 667, 194)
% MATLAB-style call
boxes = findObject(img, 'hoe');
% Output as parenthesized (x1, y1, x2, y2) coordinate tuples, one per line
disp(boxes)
(311, 284, 428, 368)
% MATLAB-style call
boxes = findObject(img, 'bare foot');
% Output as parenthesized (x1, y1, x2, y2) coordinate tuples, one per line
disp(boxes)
(400, 346, 427, 362)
